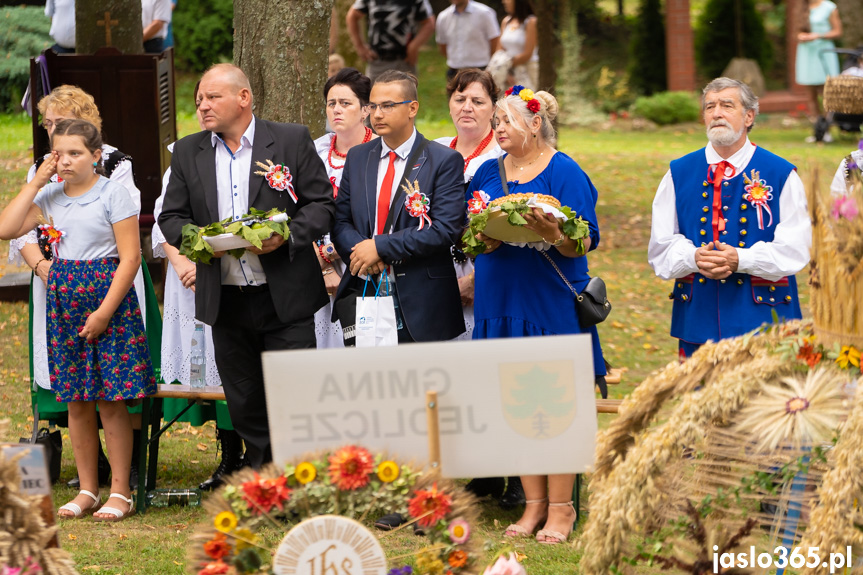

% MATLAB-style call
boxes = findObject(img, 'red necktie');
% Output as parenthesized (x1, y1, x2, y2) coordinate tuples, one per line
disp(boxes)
(377, 151, 397, 235)
(706, 160, 733, 244)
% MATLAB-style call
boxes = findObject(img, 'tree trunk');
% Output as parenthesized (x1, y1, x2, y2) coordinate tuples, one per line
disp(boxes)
(835, 0, 862, 50)
(334, 0, 363, 72)
(76, 0, 143, 54)
(534, 0, 561, 93)
(235, 0, 333, 136)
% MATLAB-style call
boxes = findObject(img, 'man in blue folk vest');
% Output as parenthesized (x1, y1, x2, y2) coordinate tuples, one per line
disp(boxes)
(648, 77, 811, 359)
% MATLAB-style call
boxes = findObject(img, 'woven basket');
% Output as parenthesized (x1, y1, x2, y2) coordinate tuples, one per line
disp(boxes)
(823, 76, 863, 114)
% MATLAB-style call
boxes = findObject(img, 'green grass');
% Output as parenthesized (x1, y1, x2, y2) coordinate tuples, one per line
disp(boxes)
(0, 104, 853, 573)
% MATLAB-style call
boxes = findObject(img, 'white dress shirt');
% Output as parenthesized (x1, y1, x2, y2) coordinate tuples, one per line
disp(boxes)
(648, 138, 811, 282)
(212, 117, 267, 286)
(374, 128, 417, 235)
(435, 0, 501, 69)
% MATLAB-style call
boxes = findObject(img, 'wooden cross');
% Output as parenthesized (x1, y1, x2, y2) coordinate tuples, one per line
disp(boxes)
(96, 11, 119, 47)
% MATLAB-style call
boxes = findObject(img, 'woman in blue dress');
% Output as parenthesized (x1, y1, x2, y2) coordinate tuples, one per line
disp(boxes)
(466, 87, 605, 544)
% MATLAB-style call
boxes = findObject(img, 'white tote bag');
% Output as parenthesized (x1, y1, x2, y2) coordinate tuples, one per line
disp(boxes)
(355, 275, 398, 348)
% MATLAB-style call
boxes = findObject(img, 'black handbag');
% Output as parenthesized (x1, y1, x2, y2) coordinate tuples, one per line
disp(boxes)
(19, 426, 62, 484)
(541, 251, 612, 329)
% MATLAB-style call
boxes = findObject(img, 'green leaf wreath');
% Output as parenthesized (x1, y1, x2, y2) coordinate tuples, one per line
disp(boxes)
(461, 199, 591, 257)
(180, 207, 291, 265)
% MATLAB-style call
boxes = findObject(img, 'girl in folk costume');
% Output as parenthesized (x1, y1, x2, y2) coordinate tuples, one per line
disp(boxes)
(313, 67, 377, 348)
(0, 119, 155, 522)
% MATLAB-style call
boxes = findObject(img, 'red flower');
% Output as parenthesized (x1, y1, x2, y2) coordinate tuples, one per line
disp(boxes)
(408, 483, 452, 528)
(526, 99, 541, 113)
(240, 472, 292, 514)
(198, 561, 230, 575)
(203, 532, 232, 560)
(327, 445, 375, 490)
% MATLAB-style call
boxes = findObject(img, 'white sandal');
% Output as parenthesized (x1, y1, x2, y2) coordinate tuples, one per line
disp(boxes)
(58, 489, 100, 518)
(92, 493, 135, 523)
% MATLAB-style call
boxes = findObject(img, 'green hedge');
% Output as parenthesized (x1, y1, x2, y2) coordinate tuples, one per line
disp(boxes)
(694, 0, 772, 80)
(632, 91, 700, 125)
(0, 7, 52, 112)
(172, 0, 233, 72)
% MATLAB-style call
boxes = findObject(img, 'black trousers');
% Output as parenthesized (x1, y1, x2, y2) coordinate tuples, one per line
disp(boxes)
(211, 286, 315, 469)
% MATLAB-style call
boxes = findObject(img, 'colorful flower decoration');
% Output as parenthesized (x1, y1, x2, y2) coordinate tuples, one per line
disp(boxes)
(467, 190, 490, 215)
(240, 472, 291, 514)
(742, 169, 774, 230)
(294, 461, 317, 484)
(505, 85, 541, 114)
(328, 445, 375, 490)
(190, 447, 480, 575)
(377, 460, 400, 483)
(254, 159, 297, 203)
(408, 482, 453, 528)
(403, 180, 433, 230)
(213, 511, 237, 533)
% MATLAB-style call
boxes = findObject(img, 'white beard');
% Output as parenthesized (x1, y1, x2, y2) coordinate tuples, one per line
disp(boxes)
(706, 122, 744, 147)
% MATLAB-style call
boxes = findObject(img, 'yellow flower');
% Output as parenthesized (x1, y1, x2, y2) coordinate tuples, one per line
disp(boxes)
(376, 460, 399, 483)
(214, 511, 237, 533)
(295, 462, 317, 484)
(233, 527, 258, 552)
(836, 346, 861, 369)
(519, 88, 535, 102)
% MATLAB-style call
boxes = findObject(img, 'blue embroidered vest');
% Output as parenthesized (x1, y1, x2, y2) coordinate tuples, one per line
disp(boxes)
(668, 146, 802, 344)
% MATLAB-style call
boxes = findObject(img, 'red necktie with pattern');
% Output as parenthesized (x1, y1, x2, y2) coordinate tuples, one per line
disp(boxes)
(377, 151, 397, 235)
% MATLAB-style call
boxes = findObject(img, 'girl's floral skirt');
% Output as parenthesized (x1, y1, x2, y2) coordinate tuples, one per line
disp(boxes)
(47, 258, 156, 403)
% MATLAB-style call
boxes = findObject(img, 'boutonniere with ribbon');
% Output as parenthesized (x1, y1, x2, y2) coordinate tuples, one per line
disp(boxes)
(402, 180, 432, 230)
(467, 190, 490, 214)
(254, 160, 298, 203)
(37, 215, 64, 258)
(742, 169, 774, 230)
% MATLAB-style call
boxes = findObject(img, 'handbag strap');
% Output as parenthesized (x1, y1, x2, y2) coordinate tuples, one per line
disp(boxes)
(541, 250, 582, 301)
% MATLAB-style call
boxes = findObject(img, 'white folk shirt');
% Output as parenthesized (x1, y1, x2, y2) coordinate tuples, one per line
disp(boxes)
(648, 138, 811, 283)
(212, 117, 267, 287)
(374, 128, 417, 235)
(435, 0, 501, 69)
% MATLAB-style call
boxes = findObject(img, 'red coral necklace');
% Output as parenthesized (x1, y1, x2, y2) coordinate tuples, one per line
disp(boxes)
(450, 129, 495, 173)
(328, 127, 373, 169)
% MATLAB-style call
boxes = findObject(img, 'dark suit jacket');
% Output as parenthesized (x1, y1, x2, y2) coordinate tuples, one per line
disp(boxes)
(158, 117, 335, 326)
(331, 131, 465, 342)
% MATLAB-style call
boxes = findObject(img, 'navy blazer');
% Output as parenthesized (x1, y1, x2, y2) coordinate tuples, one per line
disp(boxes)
(331, 131, 466, 342)
(158, 118, 335, 326)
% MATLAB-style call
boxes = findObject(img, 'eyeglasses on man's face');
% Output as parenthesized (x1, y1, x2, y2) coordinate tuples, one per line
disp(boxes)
(367, 100, 414, 114)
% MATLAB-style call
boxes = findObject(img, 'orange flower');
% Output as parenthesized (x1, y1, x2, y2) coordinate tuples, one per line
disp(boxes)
(240, 472, 291, 514)
(198, 561, 230, 575)
(448, 550, 468, 568)
(203, 532, 231, 561)
(408, 483, 452, 528)
(796, 342, 822, 368)
(328, 445, 375, 490)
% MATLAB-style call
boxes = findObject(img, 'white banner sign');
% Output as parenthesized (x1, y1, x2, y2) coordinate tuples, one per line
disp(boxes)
(262, 335, 598, 478)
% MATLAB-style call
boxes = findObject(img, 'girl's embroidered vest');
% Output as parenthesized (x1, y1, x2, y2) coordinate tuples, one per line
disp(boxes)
(668, 146, 802, 345)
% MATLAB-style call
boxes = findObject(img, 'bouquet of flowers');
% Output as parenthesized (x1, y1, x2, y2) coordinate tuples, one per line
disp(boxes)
(180, 207, 291, 265)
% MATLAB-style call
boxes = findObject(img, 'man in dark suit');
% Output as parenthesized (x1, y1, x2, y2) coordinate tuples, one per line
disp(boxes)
(158, 64, 334, 468)
(332, 69, 465, 344)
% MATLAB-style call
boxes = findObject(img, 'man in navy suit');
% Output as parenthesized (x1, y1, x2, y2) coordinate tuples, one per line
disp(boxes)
(332, 70, 465, 344)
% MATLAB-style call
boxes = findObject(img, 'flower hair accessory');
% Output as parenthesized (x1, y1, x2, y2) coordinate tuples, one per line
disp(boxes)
(254, 159, 297, 203)
(505, 85, 541, 114)
(403, 180, 433, 230)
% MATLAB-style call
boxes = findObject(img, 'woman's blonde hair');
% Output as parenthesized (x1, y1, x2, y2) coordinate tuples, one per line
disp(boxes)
(37, 85, 103, 134)
(496, 90, 559, 148)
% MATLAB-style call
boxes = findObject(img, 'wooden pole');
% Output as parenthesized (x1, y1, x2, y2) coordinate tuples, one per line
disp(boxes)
(425, 390, 440, 471)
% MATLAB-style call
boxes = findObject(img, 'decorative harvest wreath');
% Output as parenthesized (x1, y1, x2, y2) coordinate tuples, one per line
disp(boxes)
(461, 192, 590, 257)
(180, 208, 291, 265)
(188, 445, 481, 575)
